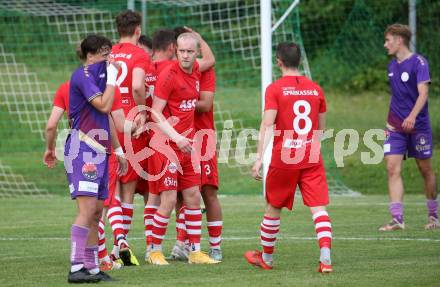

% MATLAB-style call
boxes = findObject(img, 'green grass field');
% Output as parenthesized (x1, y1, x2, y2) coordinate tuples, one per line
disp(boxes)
(1, 194, 439, 287)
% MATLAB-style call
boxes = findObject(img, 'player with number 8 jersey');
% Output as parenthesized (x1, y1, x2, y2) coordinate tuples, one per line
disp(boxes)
(245, 42, 333, 273)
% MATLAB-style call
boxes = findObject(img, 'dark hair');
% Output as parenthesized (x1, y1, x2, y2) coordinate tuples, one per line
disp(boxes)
(384, 23, 412, 47)
(276, 42, 301, 69)
(116, 10, 142, 37)
(153, 29, 176, 51)
(173, 26, 188, 39)
(139, 35, 152, 49)
(79, 34, 112, 61)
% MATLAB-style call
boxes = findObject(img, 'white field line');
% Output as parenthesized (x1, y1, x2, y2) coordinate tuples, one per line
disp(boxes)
(1, 236, 439, 243)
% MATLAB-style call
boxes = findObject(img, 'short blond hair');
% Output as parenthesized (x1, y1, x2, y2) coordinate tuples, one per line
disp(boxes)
(385, 23, 412, 47)
(176, 32, 200, 50)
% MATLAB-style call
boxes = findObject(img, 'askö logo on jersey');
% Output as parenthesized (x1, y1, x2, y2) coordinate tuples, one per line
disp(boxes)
(282, 87, 318, 96)
(81, 162, 98, 180)
(179, 99, 197, 111)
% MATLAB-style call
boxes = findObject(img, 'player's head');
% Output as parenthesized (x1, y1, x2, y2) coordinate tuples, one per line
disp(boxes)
(79, 34, 112, 64)
(176, 32, 199, 71)
(138, 34, 153, 56)
(152, 28, 176, 59)
(275, 42, 301, 70)
(384, 24, 412, 55)
(173, 26, 188, 39)
(116, 10, 142, 40)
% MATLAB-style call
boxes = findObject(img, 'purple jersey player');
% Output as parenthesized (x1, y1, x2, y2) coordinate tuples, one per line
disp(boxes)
(379, 24, 438, 231)
(43, 34, 127, 283)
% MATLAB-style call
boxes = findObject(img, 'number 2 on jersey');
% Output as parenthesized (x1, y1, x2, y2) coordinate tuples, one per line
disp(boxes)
(115, 61, 128, 94)
(293, 100, 312, 135)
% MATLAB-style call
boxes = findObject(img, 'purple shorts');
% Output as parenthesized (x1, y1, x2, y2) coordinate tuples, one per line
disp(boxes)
(384, 128, 433, 159)
(64, 152, 109, 200)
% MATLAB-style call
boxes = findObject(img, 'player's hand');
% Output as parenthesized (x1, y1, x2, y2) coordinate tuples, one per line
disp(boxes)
(176, 136, 193, 154)
(43, 149, 57, 168)
(133, 112, 147, 138)
(184, 26, 201, 39)
(117, 155, 128, 176)
(252, 159, 263, 181)
(402, 114, 416, 132)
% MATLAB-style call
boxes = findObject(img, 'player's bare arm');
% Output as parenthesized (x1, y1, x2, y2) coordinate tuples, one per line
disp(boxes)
(402, 82, 429, 132)
(195, 91, 214, 113)
(109, 115, 128, 176)
(90, 63, 120, 113)
(43, 106, 65, 168)
(151, 96, 192, 153)
(252, 109, 277, 180)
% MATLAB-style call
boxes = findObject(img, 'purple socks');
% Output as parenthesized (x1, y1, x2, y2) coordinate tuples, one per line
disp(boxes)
(70, 225, 89, 269)
(427, 199, 438, 219)
(389, 202, 404, 224)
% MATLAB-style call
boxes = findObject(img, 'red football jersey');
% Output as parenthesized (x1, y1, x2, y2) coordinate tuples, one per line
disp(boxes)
(144, 59, 175, 109)
(155, 61, 201, 142)
(110, 42, 150, 115)
(53, 81, 70, 112)
(194, 68, 216, 131)
(112, 88, 123, 112)
(265, 75, 326, 169)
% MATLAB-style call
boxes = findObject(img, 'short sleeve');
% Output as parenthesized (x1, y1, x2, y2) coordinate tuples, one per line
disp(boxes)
(53, 82, 68, 110)
(78, 73, 102, 102)
(200, 68, 216, 93)
(155, 68, 175, 101)
(111, 87, 123, 112)
(133, 51, 151, 73)
(416, 56, 431, 84)
(318, 86, 326, 113)
(264, 84, 278, 111)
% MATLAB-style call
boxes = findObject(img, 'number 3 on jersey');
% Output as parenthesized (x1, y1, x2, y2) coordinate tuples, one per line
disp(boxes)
(115, 61, 128, 93)
(293, 100, 312, 135)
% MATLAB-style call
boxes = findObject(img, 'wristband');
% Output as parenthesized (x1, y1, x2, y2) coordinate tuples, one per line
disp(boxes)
(114, 146, 125, 158)
(106, 64, 118, 86)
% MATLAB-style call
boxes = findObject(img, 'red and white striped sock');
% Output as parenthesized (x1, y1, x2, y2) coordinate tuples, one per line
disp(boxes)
(207, 221, 223, 249)
(121, 202, 134, 237)
(98, 219, 109, 262)
(144, 205, 158, 248)
(176, 206, 187, 244)
(151, 212, 169, 252)
(185, 208, 202, 252)
(313, 210, 332, 264)
(107, 199, 125, 244)
(260, 216, 280, 263)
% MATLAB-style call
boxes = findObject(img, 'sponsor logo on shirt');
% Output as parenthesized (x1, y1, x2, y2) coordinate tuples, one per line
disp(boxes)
(111, 53, 132, 60)
(282, 87, 318, 96)
(179, 99, 197, 111)
(121, 97, 130, 106)
(81, 162, 98, 180)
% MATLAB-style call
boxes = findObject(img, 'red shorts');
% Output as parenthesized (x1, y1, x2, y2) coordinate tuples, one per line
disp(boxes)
(135, 178, 149, 194)
(148, 147, 201, 194)
(201, 156, 218, 189)
(118, 132, 148, 184)
(265, 163, 329, 210)
(104, 153, 119, 207)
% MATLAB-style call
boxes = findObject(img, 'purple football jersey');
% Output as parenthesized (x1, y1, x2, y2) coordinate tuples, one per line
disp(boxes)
(387, 53, 431, 131)
(65, 61, 110, 154)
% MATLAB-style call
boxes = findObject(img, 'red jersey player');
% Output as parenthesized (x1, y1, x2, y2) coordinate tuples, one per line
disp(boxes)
(109, 10, 150, 266)
(244, 42, 333, 273)
(146, 33, 219, 265)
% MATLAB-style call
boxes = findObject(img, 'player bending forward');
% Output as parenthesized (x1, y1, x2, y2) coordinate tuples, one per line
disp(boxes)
(244, 42, 333, 273)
